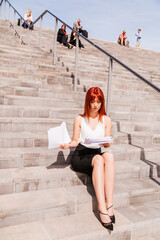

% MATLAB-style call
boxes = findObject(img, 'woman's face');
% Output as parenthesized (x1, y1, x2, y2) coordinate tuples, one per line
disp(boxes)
(27, 10, 31, 16)
(90, 97, 102, 113)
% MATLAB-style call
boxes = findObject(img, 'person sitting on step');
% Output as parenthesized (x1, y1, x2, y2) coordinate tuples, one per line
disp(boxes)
(70, 25, 84, 49)
(76, 19, 88, 38)
(57, 25, 73, 49)
(117, 30, 129, 47)
(22, 9, 34, 31)
(60, 87, 115, 231)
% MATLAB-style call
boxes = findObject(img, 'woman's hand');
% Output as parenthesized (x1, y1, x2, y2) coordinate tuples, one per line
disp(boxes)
(59, 143, 70, 149)
(101, 143, 111, 148)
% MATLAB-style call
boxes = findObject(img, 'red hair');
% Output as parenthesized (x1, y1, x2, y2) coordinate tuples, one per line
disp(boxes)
(81, 87, 106, 121)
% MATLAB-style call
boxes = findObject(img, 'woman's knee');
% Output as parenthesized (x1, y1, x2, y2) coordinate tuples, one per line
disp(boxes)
(92, 154, 104, 167)
(102, 152, 114, 164)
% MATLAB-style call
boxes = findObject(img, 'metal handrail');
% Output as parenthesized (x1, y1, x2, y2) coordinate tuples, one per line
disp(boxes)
(0, 0, 29, 27)
(0, 0, 159, 116)
(30, 10, 160, 92)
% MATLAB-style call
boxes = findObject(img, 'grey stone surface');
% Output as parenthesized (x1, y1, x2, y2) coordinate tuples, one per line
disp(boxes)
(0, 188, 77, 228)
(0, 17, 160, 239)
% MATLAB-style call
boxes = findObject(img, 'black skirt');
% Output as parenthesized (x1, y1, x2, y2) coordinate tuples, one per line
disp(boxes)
(71, 143, 103, 176)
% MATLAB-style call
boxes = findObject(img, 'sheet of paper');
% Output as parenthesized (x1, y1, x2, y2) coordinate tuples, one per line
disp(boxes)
(48, 122, 71, 149)
(84, 136, 113, 145)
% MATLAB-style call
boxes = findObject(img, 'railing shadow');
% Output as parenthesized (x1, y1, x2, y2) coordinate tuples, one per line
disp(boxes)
(115, 120, 160, 185)
(46, 149, 101, 224)
(46, 150, 73, 169)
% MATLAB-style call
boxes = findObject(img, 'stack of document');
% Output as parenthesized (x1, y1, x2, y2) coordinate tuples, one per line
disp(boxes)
(48, 122, 71, 149)
(84, 136, 113, 145)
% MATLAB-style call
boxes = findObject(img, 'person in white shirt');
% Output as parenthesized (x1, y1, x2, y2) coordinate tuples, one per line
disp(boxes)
(22, 9, 34, 31)
(60, 87, 115, 231)
(135, 29, 141, 47)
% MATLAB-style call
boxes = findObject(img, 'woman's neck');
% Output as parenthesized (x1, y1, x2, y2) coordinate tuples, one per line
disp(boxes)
(89, 112, 99, 119)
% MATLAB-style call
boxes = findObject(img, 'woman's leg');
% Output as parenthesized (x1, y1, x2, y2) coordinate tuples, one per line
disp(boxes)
(102, 152, 115, 216)
(121, 38, 123, 46)
(62, 35, 70, 48)
(22, 22, 28, 29)
(91, 154, 111, 223)
(29, 22, 34, 31)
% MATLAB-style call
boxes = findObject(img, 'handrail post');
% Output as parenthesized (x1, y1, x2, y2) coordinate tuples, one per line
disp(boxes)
(53, 18, 58, 65)
(74, 34, 79, 91)
(19, 18, 22, 44)
(106, 58, 113, 116)
(4, 0, 6, 20)
(8, 3, 10, 21)
(27, 26, 30, 46)
(39, 16, 43, 48)
(0, 2, 1, 18)
(14, 9, 16, 31)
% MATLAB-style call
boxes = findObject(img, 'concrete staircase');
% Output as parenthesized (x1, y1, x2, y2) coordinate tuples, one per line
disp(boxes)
(0, 18, 160, 240)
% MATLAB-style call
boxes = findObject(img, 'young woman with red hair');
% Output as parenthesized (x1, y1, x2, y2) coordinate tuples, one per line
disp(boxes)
(60, 87, 115, 231)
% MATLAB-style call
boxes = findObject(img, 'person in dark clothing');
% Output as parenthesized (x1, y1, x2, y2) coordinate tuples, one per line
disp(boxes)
(70, 26, 84, 49)
(77, 19, 88, 38)
(57, 25, 72, 49)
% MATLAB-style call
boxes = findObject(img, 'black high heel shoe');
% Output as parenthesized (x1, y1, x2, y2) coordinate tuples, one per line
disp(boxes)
(99, 210, 113, 231)
(107, 205, 115, 224)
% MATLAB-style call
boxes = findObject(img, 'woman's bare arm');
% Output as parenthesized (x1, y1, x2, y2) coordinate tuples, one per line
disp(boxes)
(60, 115, 81, 149)
(102, 115, 112, 148)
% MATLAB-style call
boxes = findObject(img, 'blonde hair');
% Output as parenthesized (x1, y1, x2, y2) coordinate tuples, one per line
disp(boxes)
(27, 9, 31, 17)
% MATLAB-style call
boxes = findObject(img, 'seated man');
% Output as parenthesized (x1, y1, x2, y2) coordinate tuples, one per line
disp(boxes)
(76, 19, 88, 38)
(117, 30, 128, 47)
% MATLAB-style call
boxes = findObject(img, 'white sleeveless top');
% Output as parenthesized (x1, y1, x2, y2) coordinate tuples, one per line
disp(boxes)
(79, 116, 105, 149)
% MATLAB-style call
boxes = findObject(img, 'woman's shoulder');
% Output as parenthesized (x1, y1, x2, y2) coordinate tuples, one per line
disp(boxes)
(75, 115, 83, 122)
(103, 115, 111, 125)
(74, 115, 83, 128)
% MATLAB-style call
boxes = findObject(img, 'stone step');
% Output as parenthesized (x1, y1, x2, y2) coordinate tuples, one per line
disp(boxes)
(56, 54, 160, 77)
(0, 210, 132, 240)
(111, 111, 160, 122)
(1, 205, 160, 239)
(0, 70, 60, 82)
(0, 160, 155, 195)
(0, 46, 50, 59)
(0, 52, 52, 65)
(0, 182, 159, 236)
(0, 75, 77, 91)
(0, 57, 107, 75)
(1, 84, 159, 111)
(0, 86, 86, 100)
(0, 117, 74, 132)
(127, 132, 160, 145)
(0, 131, 129, 148)
(0, 187, 77, 228)
(0, 105, 83, 118)
(0, 117, 122, 133)
(111, 102, 160, 113)
(0, 61, 72, 79)
(0, 98, 159, 119)
(0, 143, 142, 168)
(115, 120, 160, 133)
(1, 130, 158, 149)
(134, 122, 160, 133)
(1, 95, 84, 108)
(117, 200, 160, 239)
(133, 232, 160, 240)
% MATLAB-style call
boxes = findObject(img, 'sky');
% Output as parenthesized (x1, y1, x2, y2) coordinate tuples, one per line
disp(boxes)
(1, 0, 160, 52)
